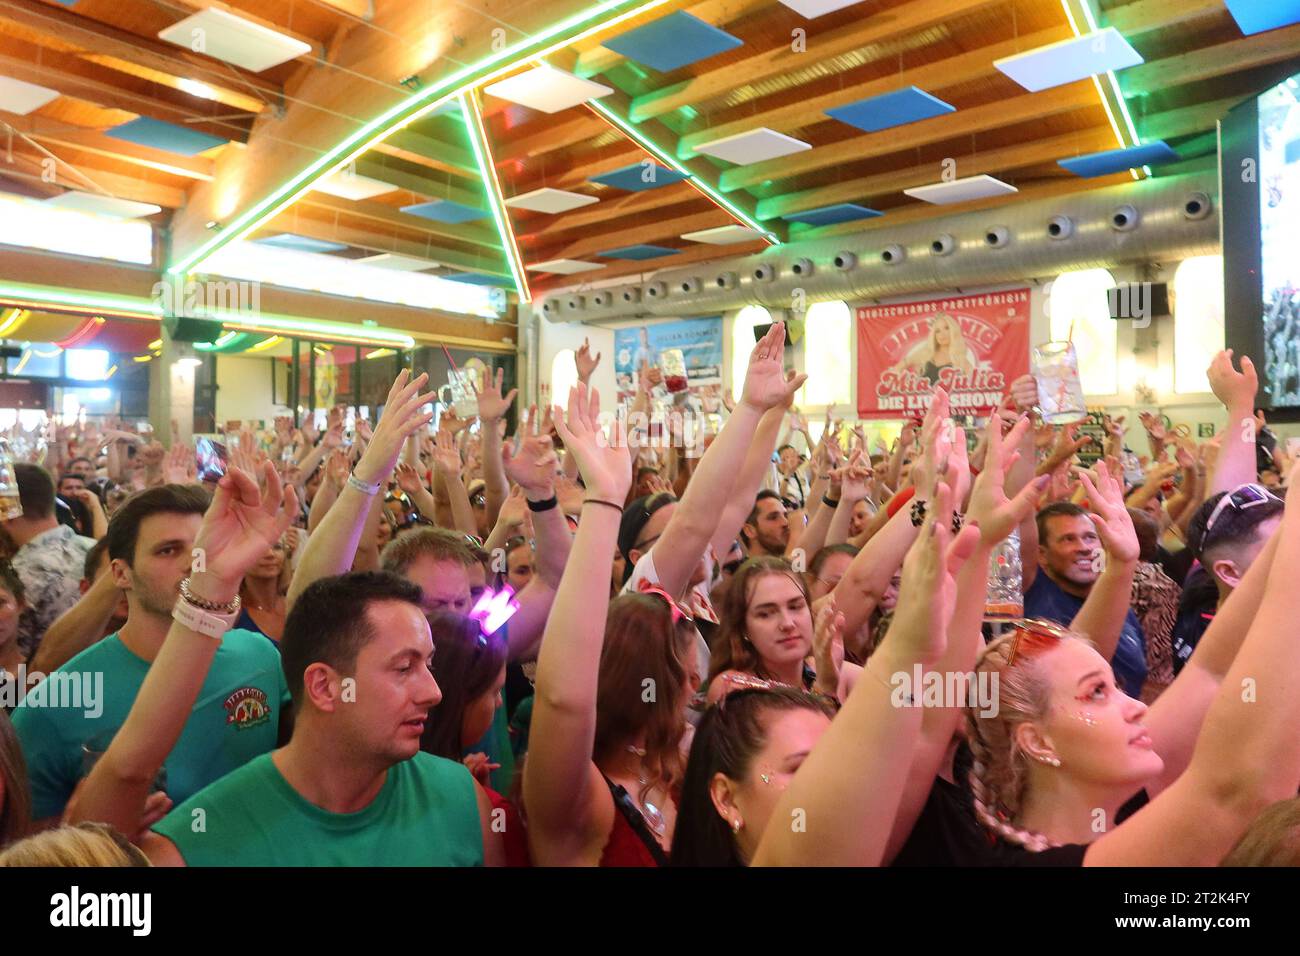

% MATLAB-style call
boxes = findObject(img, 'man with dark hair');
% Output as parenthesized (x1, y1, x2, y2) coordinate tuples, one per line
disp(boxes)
(1021, 499, 1148, 698)
(742, 489, 790, 557)
(13, 481, 288, 825)
(1171, 484, 1284, 674)
(3, 463, 95, 660)
(65, 457, 95, 482)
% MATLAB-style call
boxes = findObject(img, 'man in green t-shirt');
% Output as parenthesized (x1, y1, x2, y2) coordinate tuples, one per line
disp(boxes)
(69, 372, 503, 865)
(14, 484, 289, 826)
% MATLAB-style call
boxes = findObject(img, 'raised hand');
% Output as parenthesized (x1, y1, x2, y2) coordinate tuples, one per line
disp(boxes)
(1008, 373, 1039, 413)
(741, 323, 807, 411)
(431, 430, 463, 477)
(325, 449, 350, 488)
(1077, 460, 1139, 565)
(394, 462, 427, 497)
(966, 413, 1046, 544)
(1138, 411, 1168, 445)
(496, 486, 529, 529)
(1207, 349, 1258, 409)
(552, 383, 632, 503)
(354, 370, 437, 487)
(812, 598, 846, 699)
(189, 461, 299, 603)
(575, 337, 602, 384)
(907, 386, 952, 495)
(502, 430, 558, 500)
(554, 474, 586, 515)
(162, 443, 196, 484)
(440, 409, 473, 435)
(474, 366, 517, 423)
(462, 752, 501, 787)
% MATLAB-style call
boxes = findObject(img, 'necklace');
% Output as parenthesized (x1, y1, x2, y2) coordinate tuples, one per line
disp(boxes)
(624, 745, 666, 836)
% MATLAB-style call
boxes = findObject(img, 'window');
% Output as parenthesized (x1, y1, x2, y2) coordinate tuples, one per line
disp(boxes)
(550, 349, 577, 408)
(1173, 256, 1224, 394)
(798, 301, 852, 408)
(1048, 269, 1117, 395)
(0, 195, 153, 265)
(732, 306, 772, 399)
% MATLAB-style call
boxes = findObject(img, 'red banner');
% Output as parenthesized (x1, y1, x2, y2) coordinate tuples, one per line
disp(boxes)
(856, 289, 1031, 418)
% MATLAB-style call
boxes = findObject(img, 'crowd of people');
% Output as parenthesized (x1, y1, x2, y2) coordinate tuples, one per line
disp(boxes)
(0, 329, 1298, 867)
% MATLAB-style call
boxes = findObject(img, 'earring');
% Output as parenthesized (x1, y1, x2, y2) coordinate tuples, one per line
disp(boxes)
(731, 817, 743, 833)
(759, 772, 772, 785)
(1038, 755, 1061, 768)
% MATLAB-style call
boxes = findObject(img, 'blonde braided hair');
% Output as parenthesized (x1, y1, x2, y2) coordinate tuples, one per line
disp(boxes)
(963, 630, 1090, 852)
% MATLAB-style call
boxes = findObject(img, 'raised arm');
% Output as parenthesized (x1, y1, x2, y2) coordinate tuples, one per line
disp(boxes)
(67, 462, 296, 838)
(753, 479, 982, 866)
(1205, 349, 1258, 496)
(524, 383, 632, 865)
(475, 368, 515, 529)
(1086, 459, 1300, 865)
(288, 370, 434, 608)
(1066, 462, 1140, 662)
(708, 404, 787, 561)
(648, 324, 805, 598)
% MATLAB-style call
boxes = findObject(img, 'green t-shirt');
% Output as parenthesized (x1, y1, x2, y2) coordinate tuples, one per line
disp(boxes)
(13, 628, 287, 819)
(153, 751, 484, 866)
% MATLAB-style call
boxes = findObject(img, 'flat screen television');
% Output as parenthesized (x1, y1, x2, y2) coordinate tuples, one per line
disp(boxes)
(1222, 70, 1300, 410)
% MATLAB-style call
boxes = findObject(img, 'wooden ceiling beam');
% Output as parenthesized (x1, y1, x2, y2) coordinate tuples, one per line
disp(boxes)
(530, 207, 737, 262)
(758, 126, 1120, 220)
(518, 182, 700, 242)
(251, 212, 511, 278)
(531, 238, 766, 296)
(0, 47, 246, 143)
(299, 192, 501, 250)
(1121, 22, 1300, 95)
(0, 0, 281, 111)
(350, 156, 485, 209)
(628, 0, 1004, 123)
(1, 150, 186, 207)
(1102, 0, 1228, 36)
(0, 111, 215, 181)
(721, 81, 1100, 194)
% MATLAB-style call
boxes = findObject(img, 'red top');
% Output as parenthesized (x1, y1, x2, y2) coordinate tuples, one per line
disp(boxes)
(598, 803, 662, 867)
(485, 786, 532, 868)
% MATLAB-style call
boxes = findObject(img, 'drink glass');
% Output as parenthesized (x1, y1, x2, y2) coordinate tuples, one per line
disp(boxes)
(660, 348, 689, 393)
(984, 529, 1024, 622)
(1032, 341, 1087, 425)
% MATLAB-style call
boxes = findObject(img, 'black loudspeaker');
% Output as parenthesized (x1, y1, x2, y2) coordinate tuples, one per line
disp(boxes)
(163, 314, 224, 343)
(1107, 282, 1170, 321)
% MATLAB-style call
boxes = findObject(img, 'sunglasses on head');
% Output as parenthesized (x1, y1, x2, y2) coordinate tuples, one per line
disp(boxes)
(1202, 483, 1279, 540)
(1004, 617, 1073, 667)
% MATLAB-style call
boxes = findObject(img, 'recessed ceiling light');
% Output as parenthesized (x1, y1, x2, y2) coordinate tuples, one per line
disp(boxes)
(994, 28, 1143, 92)
(526, 258, 605, 274)
(903, 175, 1019, 204)
(43, 192, 162, 219)
(177, 78, 218, 101)
(0, 75, 59, 115)
(157, 8, 312, 73)
(680, 224, 766, 244)
(484, 65, 613, 114)
(693, 128, 812, 165)
(505, 187, 599, 213)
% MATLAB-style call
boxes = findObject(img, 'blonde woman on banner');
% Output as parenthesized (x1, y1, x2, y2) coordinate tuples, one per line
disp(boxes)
(891, 313, 974, 387)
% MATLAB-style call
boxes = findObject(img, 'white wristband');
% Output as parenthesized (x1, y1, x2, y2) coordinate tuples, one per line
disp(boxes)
(172, 597, 237, 640)
(348, 472, 382, 496)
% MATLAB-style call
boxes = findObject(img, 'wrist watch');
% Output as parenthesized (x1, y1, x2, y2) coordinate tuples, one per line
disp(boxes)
(172, 596, 238, 639)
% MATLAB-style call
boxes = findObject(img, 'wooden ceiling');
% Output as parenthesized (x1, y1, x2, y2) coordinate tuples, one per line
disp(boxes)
(2, 0, 1299, 303)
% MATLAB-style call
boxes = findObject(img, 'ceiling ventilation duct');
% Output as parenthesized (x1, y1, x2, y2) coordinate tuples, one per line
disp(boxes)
(541, 171, 1219, 321)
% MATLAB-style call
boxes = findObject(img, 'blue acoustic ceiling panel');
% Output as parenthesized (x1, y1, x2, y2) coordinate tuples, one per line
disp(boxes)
(783, 203, 883, 226)
(825, 87, 955, 132)
(1224, 0, 1300, 35)
(994, 28, 1143, 92)
(588, 162, 690, 191)
(255, 233, 348, 253)
(1058, 140, 1179, 177)
(603, 11, 743, 73)
(105, 117, 226, 156)
(443, 272, 511, 286)
(597, 244, 680, 260)
(400, 199, 490, 223)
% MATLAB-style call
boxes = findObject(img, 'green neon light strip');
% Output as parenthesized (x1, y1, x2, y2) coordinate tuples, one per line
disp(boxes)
(169, 0, 672, 278)
(585, 98, 780, 243)
(1065, 0, 1149, 179)
(0, 281, 414, 347)
(459, 92, 530, 302)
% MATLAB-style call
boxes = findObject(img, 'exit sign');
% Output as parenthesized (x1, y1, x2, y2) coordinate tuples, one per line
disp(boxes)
(1198, 423, 1215, 437)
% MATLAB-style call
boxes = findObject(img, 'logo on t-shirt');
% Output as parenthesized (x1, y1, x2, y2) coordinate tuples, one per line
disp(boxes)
(223, 687, 271, 730)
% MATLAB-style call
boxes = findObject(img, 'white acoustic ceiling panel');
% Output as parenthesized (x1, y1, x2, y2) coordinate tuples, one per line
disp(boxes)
(779, 0, 864, 17)
(903, 175, 1019, 205)
(0, 75, 59, 115)
(157, 8, 312, 72)
(356, 253, 440, 271)
(505, 187, 599, 213)
(484, 65, 613, 114)
(994, 28, 1143, 92)
(526, 258, 605, 274)
(693, 127, 812, 165)
(312, 170, 397, 201)
(680, 224, 766, 244)
(44, 192, 162, 219)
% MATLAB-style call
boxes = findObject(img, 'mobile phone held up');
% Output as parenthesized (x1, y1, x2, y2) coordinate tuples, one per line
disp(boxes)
(195, 437, 229, 483)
